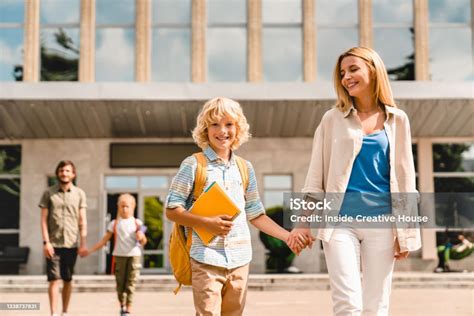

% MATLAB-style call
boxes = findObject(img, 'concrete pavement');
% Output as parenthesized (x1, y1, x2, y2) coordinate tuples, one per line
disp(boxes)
(0, 288, 472, 316)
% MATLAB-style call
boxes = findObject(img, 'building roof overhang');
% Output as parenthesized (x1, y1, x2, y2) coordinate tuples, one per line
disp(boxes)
(0, 82, 472, 139)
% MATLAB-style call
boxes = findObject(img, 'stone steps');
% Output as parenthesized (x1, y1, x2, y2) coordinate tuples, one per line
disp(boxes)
(0, 273, 472, 292)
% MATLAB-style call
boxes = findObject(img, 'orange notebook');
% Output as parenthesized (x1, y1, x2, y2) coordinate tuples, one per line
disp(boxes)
(190, 181, 240, 245)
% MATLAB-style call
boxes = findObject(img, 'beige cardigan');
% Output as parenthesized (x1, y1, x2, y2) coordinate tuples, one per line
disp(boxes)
(302, 105, 422, 252)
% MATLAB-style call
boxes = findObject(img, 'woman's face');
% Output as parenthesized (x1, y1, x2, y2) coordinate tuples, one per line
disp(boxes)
(340, 56, 373, 99)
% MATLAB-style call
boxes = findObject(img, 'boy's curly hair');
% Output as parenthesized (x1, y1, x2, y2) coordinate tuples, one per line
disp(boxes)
(192, 97, 251, 150)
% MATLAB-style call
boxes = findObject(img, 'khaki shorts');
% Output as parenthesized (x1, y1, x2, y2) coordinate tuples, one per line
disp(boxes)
(191, 258, 249, 316)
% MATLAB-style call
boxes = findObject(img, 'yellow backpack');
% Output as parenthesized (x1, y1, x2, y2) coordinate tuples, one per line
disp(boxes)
(169, 152, 249, 294)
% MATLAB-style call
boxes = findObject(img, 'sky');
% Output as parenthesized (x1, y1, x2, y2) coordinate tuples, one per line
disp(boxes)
(0, 0, 472, 82)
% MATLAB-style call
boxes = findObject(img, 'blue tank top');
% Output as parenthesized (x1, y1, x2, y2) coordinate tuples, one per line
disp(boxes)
(340, 129, 391, 217)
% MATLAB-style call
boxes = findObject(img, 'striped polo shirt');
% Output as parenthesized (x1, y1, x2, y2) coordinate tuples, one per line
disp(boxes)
(165, 146, 265, 269)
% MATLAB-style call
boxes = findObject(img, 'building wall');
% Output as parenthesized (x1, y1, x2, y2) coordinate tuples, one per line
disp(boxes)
(18, 137, 321, 275)
(15, 136, 474, 275)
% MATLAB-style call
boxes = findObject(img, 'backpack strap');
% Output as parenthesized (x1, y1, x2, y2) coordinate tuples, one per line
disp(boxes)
(135, 218, 140, 232)
(193, 152, 207, 199)
(183, 152, 208, 250)
(234, 155, 249, 193)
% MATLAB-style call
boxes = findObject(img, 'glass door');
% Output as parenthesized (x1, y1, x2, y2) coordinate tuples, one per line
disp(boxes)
(103, 175, 172, 274)
(140, 193, 169, 273)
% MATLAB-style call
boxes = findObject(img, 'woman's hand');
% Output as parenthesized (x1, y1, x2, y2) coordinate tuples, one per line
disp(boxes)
(287, 228, 316, 255)
(394, 238, 409, 260)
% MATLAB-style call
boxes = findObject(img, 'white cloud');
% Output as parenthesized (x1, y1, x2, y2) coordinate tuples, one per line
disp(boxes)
(40, 0, 80, 24)
(430, 29, 472, 80)
(208, 28, 246, 81)
(95, 28, 134, 81)
(263, 28, 303, 81)
(373, 0, 413, 23)
(151, 29, 190, 81)
(0, 37, 22, 81)
(0, 37, 22, 65)
(317, 29, 358, 81)
(262, 0, 301, 23)
(316, 0, 357, 24)
(429, 0, 470, 23)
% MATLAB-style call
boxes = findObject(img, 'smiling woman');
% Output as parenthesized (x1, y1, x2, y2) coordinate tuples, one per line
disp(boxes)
(300, 47, 421, 316)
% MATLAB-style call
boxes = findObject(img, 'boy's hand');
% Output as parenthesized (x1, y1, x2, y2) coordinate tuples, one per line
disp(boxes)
(288, 228, 316, 253)
(136, 231, 147, 246)
(80, 248, 90, 257)
(203, 215, 233, 237)
(43, 242, 55, 259)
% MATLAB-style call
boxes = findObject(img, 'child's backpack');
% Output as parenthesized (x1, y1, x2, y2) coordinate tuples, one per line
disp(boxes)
(169, 152, 249, 294)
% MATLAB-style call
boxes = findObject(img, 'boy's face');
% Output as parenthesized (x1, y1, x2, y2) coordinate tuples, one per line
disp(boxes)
(117, 198, 135, 218)
(207, 116, 236, 153)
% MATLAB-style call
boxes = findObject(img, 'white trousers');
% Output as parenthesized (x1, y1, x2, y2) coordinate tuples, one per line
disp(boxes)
(323, 227, 396, 316)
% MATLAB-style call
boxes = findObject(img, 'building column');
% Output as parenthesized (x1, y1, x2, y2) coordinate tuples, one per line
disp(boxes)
(79, 0, 96, 82)
(135, 0, 151, 82)
(358, 0, 372, 48)
(248, 0, 262, 82)
(417, 139, 437, 260)
(471, 0, 474, 76)
(23, 0, 40, 82)
(414, 0, 430, 80)
(303, 0, 315, 82)
(192, 0, 206, 82)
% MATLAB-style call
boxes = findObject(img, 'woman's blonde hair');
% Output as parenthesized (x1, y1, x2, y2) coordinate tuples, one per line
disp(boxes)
(192, 97, 250, 150)
(333, 47, 396, 112)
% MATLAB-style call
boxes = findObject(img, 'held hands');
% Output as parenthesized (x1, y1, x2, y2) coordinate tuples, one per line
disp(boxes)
(78, 246, 89, 258)
(286, 228, 316, 255)
(203, 215, 234, 237)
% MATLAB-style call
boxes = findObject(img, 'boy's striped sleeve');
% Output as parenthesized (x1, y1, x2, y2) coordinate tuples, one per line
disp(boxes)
(165, 156, 196, 209)
(244, 161, 265, 220)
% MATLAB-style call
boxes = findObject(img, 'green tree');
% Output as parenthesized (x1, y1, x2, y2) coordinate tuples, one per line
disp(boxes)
(14, 28, 78, 81)
(0, 146, 21, 197)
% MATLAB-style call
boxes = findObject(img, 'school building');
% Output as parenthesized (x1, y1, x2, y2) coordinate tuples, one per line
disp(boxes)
(0, 0, 472, 275)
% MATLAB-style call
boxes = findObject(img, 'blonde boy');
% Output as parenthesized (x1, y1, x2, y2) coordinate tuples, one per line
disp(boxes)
(165, 97, 306, 315)
(85, 194, 146, 316)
